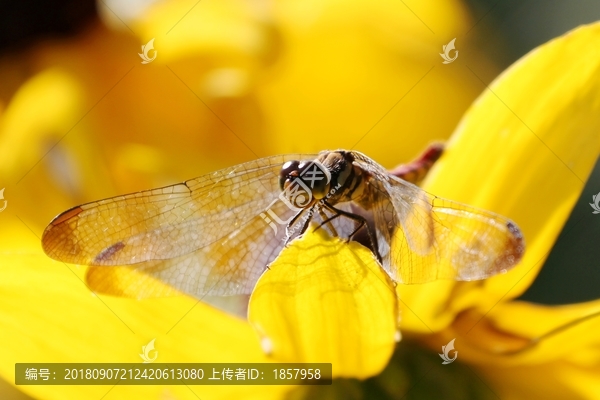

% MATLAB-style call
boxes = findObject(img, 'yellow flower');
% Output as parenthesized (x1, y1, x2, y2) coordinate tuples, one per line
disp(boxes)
(2, 0, 599, 399)
(0, 0, 478, 398)
(273, 20, 600, 399)
(398, 19, 600, 335)
(250, 20, 600, 398)
(404, 21, 600, 399)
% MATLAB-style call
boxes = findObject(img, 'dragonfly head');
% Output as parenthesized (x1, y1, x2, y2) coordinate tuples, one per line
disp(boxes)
(279, 160, 332, 207)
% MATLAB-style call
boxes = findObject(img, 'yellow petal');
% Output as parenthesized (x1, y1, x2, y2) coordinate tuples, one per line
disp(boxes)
(0, 68, 81, 177)
(258, 0, 483, 164)
(248, 227, 398, 379)
(0, 218, 288, 400)
(478, 362, 600, 400)
(136, 0, 272, 64)
(478, 300, 600, 365)
(399, 22, 600, 332)
(417, 300, 600, 399)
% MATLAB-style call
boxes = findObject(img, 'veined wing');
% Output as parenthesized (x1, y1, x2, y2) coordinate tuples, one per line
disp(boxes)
(352, 152, 525, 284)
(86, 196, 300, 297)
(42, 154, 314, 287)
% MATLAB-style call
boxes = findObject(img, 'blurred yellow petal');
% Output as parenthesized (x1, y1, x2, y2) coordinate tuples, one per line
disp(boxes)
(258, 0, 485, 164)
(0, 68, 117, 225)
(136, 0, 273, 64)
(418, 298, 600, 363)
(249, 228, 398, 379)
(415, 299, 600, 399)
(478, 300, 600, 365)
(0, 217, 289, 399)
(399, 22, 600, 332)
(478, 362, 600, 400)
(85, 265, 181, 298)
(0, 68, 81, 177)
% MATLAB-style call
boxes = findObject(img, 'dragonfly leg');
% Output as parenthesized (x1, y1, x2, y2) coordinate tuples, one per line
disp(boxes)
(317, 208, 339, 237)
(296, 205, 317, 236)
(314, 206, 343, 235)
(321, 202, 382, 263)
(284, 208, 309, 245)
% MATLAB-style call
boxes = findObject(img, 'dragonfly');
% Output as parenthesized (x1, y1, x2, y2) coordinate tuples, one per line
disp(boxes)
(41, 146, 525, 299)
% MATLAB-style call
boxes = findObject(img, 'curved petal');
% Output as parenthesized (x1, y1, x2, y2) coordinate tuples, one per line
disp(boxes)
(0, 219, 288, 400)
(399, 22, 600, 332)
(415, 299, 600, 399)
(249, 228, 398, 379)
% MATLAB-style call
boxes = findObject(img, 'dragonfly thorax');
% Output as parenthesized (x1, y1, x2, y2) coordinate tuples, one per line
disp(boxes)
(316, 150, 369, 207)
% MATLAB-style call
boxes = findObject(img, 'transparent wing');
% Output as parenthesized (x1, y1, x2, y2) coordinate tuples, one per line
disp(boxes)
(352, 152, 525, 284)
(42, 154, 315, 296)
(86, 198, 298, 297)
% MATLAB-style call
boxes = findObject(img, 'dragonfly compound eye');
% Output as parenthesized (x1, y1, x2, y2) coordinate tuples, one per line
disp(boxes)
(279, 160, 300, 191)
(278, 160, 332, 208)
